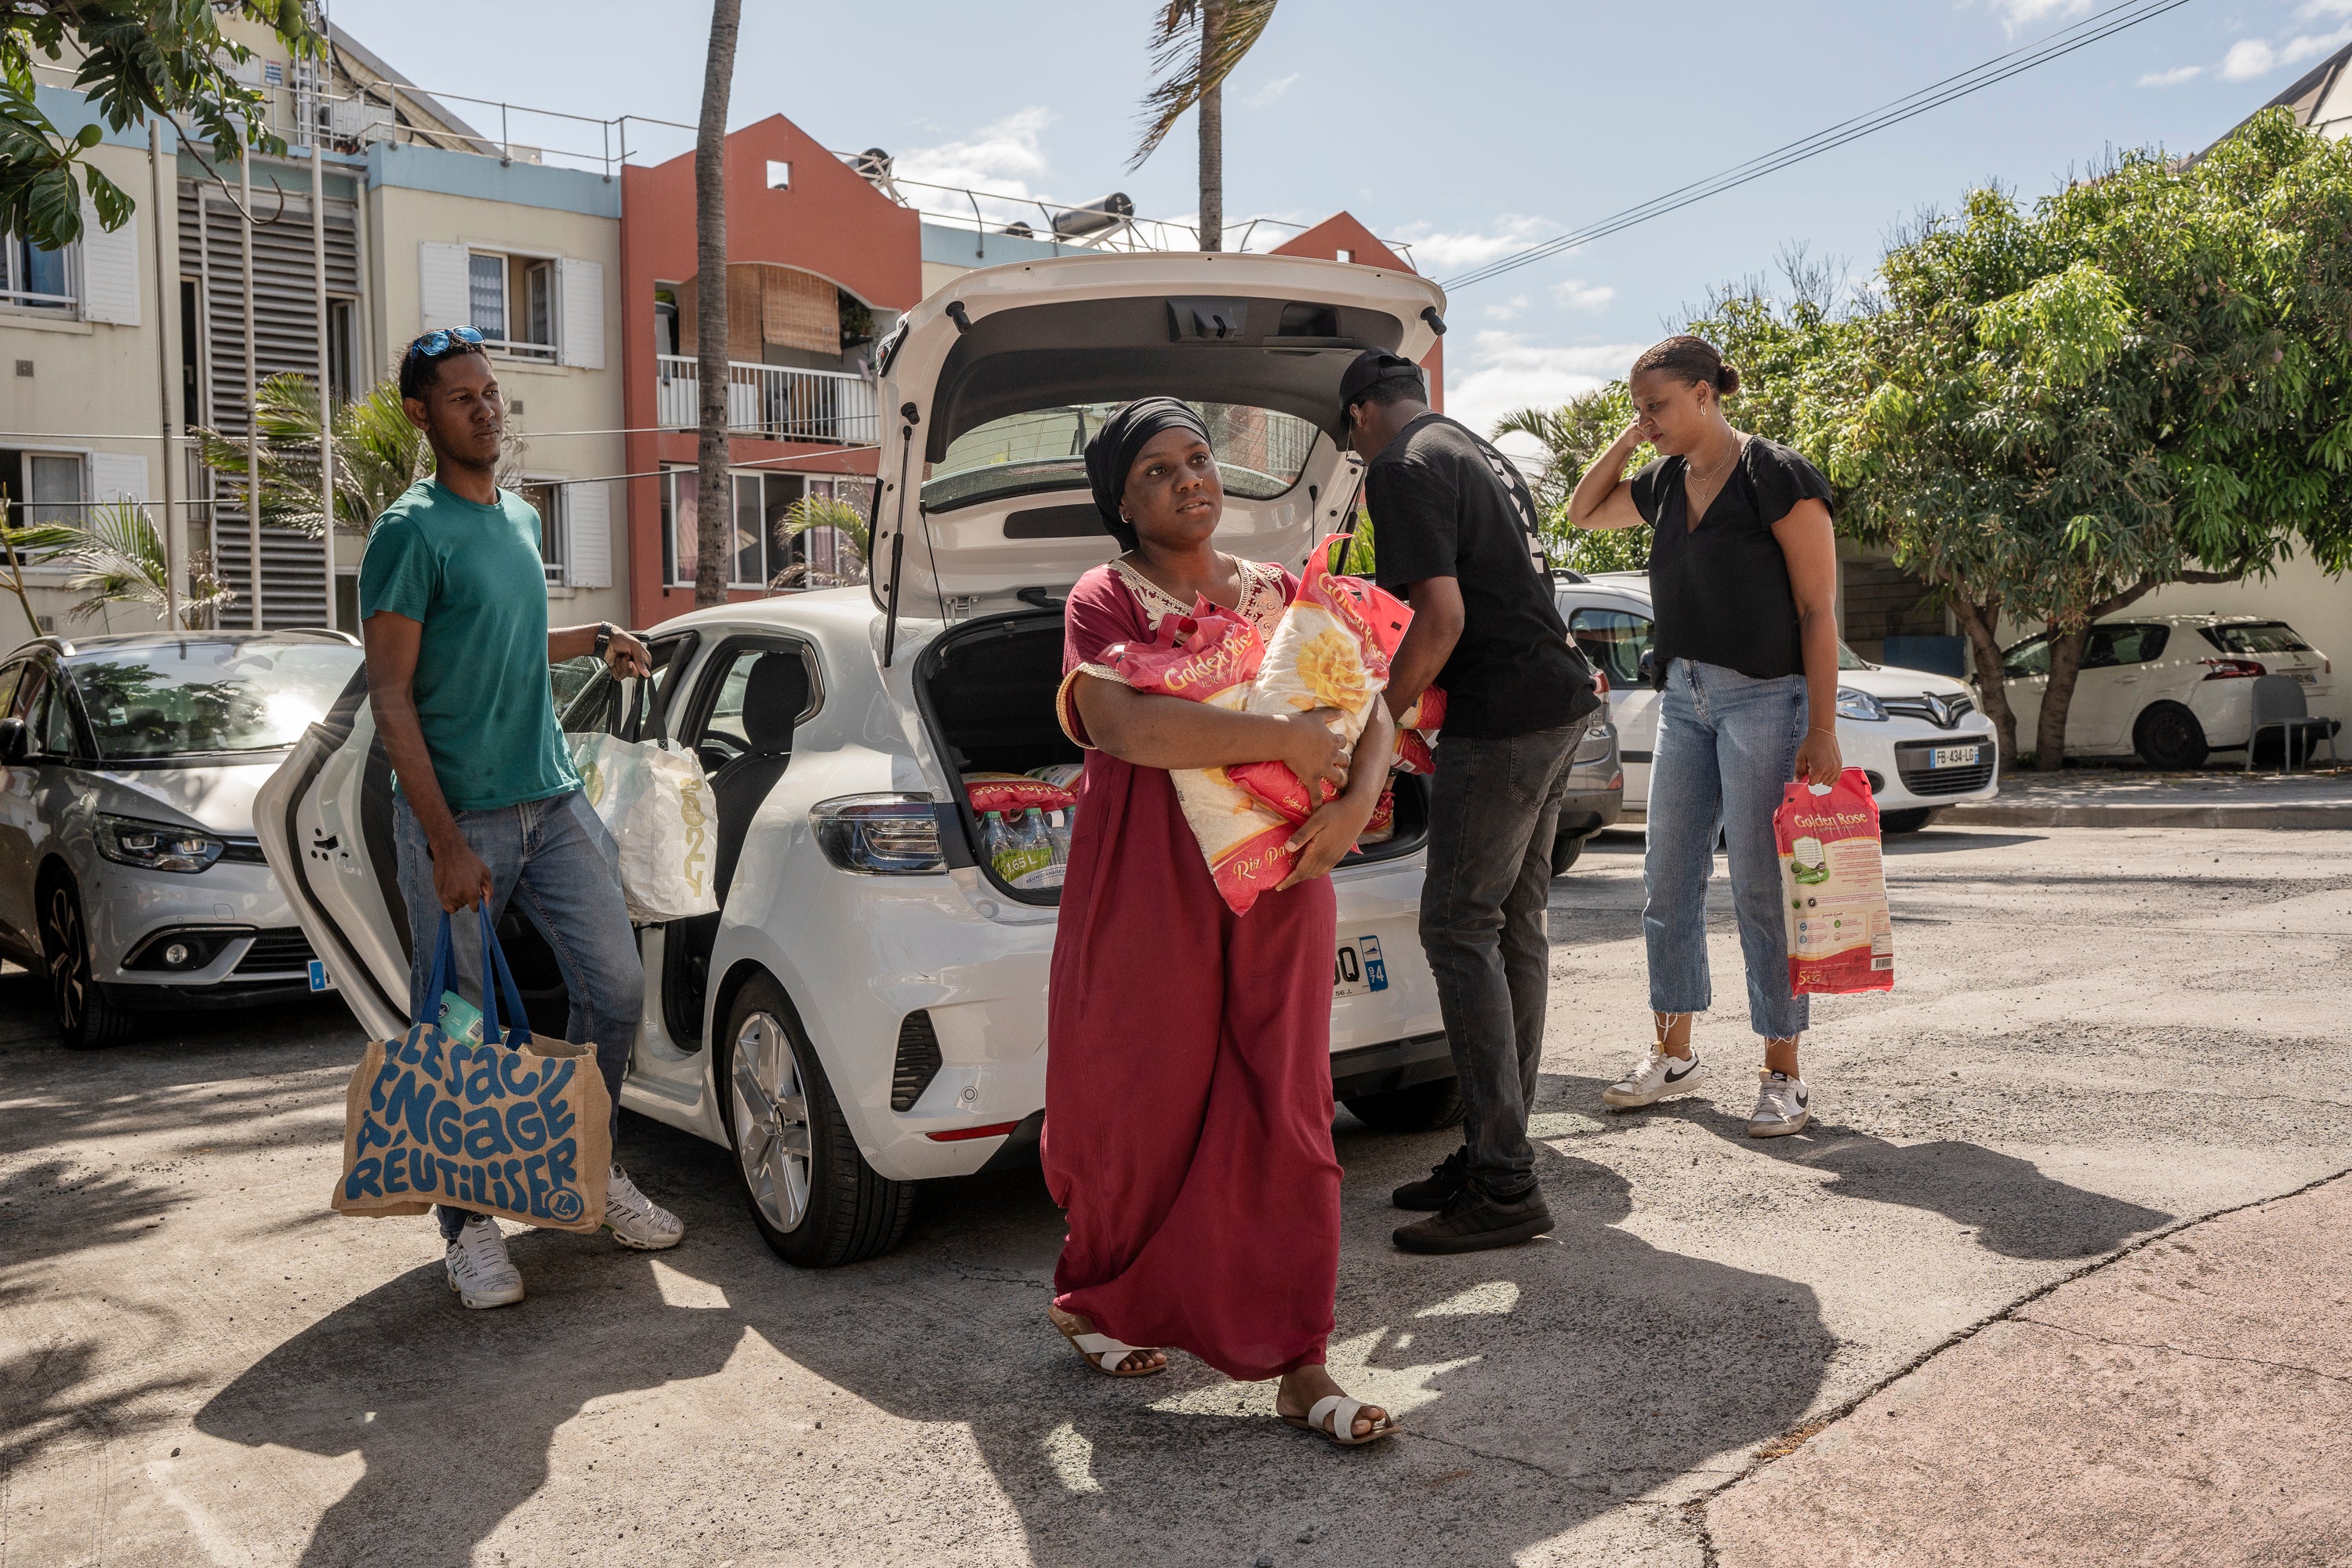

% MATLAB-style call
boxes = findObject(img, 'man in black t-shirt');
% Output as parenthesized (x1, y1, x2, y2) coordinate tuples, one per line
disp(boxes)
(1341, 349, 1599, 1255)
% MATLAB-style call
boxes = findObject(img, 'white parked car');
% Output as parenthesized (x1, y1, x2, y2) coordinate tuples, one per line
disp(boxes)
(1553, 572, 1999, 831)
(1998, 614, 2335, 768)
(257, 253, 1454, 1268)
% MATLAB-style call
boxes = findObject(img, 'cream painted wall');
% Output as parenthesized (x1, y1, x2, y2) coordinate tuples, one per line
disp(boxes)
(361, 183, 628, 630)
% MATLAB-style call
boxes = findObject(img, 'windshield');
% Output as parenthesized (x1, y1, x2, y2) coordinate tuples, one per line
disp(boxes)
(65, 641, 363, 758)
(1837, 643, 1872, 670)
(2204, 621, 2310, 655)
(920, 401, 1320, 513)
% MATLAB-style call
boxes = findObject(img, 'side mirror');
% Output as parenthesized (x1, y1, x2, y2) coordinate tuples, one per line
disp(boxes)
(0, 717, 26, 765)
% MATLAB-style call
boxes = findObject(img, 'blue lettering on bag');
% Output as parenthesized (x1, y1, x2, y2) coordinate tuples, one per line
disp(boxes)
(415, 1029, 445, 1083)
(383, 1149, 409, 1194)
(537, 1062, 578, 1143)
(504, 1098, 547, 1152)
(441, 1040, 471, 1097)
(545, 1137, 578, 1193)
(383, 1069, 437, 1147)
(464, 1051, 499, 1106)
(524, 1152, 550, 1217)
(367, 1056, 404, 1116)
(497, 1049, 543, 1098)
(355, 1109, 394, 1153)
(428, 1095, 464, 1156)
(462, 1104, 514, 1160)
(345, 1156, 383, 1198)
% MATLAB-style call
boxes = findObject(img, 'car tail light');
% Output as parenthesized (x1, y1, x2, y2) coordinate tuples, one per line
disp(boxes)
(2199, 658, 2263, 680)
(1591, 669, 1610, 698)
(810, 794, 947, 875)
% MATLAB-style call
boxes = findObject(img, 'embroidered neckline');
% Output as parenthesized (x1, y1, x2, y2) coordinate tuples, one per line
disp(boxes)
(1111, 555, 1285, 633)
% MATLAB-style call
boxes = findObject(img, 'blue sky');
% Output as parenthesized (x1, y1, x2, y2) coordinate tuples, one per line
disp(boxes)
(331, 0, 2346, 450)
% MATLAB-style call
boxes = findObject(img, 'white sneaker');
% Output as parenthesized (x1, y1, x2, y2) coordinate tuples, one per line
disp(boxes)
(1747, 1070, 1813, 1138)
(1602, 1044, 1709, 1108)
(444, 1215, 524, 1308)
(603, 1166, 685, 1250)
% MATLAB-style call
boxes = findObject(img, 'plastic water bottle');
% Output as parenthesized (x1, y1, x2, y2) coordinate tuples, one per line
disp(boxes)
(1020, 808, 1065, 890)
(981, 811, 1018, 883)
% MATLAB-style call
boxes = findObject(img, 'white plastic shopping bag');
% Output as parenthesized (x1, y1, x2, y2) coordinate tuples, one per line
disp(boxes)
(571, 733, 720, 922)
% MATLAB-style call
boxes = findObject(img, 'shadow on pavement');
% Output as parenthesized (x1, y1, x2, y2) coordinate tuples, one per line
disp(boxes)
(1881, 830, 2048, 855)
(191, 1113, 1835, 1567)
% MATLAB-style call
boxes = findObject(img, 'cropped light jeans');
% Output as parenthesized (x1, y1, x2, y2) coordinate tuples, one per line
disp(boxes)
(393, 788, 644, 1240)
(1643, 659, 1809, 1040)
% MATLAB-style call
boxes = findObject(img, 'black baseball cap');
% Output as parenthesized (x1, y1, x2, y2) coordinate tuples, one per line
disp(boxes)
(1337, 347, 1427, 426)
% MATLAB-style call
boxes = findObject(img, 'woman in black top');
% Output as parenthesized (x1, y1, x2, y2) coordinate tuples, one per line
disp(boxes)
(1567, 336, 1842, 1138)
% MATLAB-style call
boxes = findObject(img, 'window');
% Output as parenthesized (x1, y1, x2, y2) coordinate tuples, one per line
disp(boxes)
(515, 480, 565, 584)
(63, 641, 362, 759)
(0, 449, 85, 528)
(467, 249, 556, 361)
(2, 234, 73, 313)
(558, 636, 692, 743)
(2002, 635, 2050, 679)
(36, 671, 78, 757)
(663, 468, 830, 590)
(685, 641, 815, 775)
(2082, 625, 2169, 669)
(923, 401, 1319, 513)
(2201, 621, 2310, 655)
(1335, 248, 1355, 264)
(328, 299, 359, 403)
(1567, 607, 1654, 688)
(766, 160, 792, 190)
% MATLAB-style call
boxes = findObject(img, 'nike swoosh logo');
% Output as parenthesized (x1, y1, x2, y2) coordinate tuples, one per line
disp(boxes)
(1664, 1058, 1699, 1083)
(1795, 1090, 1809, 1107)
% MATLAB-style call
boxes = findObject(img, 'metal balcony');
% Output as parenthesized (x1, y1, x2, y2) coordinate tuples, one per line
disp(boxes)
(655, 354, 880, 446)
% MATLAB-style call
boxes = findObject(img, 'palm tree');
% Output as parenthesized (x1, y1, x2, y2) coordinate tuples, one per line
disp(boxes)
(694, 0, 745, 609)
(1494, 386, 1656, 575)
(2, 502, 234, 627)
(195, 372, 436, 537)
(768, 495, 872, 589)
(1131, 0, 1279, 252)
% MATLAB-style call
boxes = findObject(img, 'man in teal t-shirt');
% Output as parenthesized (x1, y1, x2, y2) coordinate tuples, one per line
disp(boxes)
(358, 327, 684, 1308)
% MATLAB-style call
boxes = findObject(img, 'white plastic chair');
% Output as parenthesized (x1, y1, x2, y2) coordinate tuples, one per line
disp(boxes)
(2247, 674, 2337, 774)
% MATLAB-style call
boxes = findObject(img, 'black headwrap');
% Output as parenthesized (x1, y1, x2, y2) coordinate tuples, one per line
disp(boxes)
(1083, 397, 1212, 552)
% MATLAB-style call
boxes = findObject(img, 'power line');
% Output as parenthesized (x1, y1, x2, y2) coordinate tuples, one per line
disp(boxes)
(1440, 0, 2198, 293)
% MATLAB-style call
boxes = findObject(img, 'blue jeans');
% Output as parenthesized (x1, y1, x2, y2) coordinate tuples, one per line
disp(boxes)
(1644, 659, 1809, 1040)
(393, 789, 644, 1241)
(1420, 722, 1581, 1199)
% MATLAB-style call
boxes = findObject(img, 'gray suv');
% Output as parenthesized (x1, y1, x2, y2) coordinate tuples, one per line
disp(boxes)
(0, 631, 362, 1047)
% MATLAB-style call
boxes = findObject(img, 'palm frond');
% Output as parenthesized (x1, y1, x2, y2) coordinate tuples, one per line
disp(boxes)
(769, 495, 871, 588)
(195, 372, 439, 538)
(1130, 0, 1279, 170)
(5, 502, 235, 626)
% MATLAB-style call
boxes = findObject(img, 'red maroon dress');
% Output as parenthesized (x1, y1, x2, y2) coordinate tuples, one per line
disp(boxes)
(1044, 557, 1341, 1383)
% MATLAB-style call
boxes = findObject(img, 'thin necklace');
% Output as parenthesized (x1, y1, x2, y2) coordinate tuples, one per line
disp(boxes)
(1685, 435, 1741, 485)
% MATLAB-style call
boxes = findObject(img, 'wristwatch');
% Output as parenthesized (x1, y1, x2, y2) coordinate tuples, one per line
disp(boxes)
(593, 621, 615, 660)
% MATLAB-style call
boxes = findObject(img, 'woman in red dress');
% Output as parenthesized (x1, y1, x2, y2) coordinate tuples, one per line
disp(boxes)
(1043, 398, 1400, 1446)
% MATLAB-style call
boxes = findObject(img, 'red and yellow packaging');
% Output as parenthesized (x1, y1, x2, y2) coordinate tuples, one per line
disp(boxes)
(1775, 768, 1894, 994)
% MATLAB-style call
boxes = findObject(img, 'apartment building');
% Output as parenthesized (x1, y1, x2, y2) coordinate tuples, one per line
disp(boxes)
(0, 17, 630, 643)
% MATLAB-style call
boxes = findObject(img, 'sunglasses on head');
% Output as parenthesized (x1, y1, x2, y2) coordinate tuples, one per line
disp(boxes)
(408, 325, 486, 360)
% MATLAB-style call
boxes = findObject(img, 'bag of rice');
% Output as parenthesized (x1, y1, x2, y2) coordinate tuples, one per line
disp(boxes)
(967, 772, 1076, 815)
(1103, 602, 1298, 915)
(1025, 763, 1085, 791)
(1226, 535, 1414, 824)
(1389, 685, 1446, 776)
(1357, 787, 1397, 846)
(1776, 768, 1894, 995)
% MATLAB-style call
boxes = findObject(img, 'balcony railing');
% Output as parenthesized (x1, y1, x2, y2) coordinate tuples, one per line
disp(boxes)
(655, 354, 880, 446)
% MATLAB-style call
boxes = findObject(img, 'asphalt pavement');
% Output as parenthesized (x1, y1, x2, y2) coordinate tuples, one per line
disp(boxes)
(2, 822, 2347, 1567)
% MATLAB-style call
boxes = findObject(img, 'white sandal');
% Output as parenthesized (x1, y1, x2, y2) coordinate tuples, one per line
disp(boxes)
(1283, 1394, 1399, 1446)
(1048, 1306, 1165, 1377)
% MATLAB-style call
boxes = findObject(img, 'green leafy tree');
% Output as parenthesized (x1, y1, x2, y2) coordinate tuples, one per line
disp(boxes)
(2, 1, 319, 250)
(1494, 384, 1653, 575)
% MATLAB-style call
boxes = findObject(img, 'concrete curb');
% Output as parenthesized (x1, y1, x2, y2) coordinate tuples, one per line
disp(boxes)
(1940, 800, 2352, 829)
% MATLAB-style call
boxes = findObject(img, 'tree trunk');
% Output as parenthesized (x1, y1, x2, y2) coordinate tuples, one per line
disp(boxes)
(1947, 588, 2015, 768)
(2034, 625, 2089, 771)
(1197, 0, 1224, 252)
(693, 0, 744, 610)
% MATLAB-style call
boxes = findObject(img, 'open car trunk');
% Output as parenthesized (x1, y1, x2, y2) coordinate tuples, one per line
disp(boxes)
(915, 609, 1429, 907)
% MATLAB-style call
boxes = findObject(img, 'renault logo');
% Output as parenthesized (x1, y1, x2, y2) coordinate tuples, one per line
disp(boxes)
(1923, 694, 1955, 728)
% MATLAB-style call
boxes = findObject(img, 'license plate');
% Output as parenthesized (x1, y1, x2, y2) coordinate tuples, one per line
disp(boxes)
(1929, 745, 1981, 769)
(1334, 935, 1388, 997)
(2297, 671, 2319, 685)
(307, 958, 334, 993)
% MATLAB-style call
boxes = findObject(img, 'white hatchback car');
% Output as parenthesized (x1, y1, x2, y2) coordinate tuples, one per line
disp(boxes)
(257, 253, 1455, 1268)
(1554, 572, 1999, 830)
(1998, 614, 2335, 768)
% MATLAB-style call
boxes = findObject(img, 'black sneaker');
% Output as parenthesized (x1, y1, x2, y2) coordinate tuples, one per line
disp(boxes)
(1391, 1185, 1555, 1254)
(1392, 1148, 1470, 1211)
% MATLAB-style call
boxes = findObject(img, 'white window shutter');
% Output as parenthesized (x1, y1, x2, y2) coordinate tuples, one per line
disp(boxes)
(79, 200, 140, 325)
(557, 257, 605, 368)
(89, 452, 150, 503)
(418, 242, 471, 332)
(565, 480, 611, 586)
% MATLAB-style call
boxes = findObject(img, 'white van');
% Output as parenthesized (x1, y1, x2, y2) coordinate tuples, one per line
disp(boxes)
(256, 254, 1455, 1268)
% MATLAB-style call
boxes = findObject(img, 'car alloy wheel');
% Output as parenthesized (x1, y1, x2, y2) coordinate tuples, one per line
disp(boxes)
(42, 882, 89, 1036)
(729, 1008, 813, 1234)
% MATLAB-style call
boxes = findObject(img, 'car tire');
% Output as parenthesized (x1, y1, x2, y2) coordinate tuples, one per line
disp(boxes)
(1879, 808, 1937, 834)
(38, 873, 136, 1051)
(1550, 831, 1586, 876)
(717, 975, 913, 1268)
(2133, 702, 2208, 771)
(1341, 1076, 1465, 1134)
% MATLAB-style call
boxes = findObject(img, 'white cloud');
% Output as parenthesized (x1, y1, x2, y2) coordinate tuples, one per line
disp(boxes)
(1552, 278, 1617, 311)
(1986, 0, 2093, 33)
(1388, 216, 1561, 275)
(1246, 72, 1300, 107)
(2220, 23, 2352, 82)
(2302, 1, 2352, 17)
(1445, 331, 1646, 449)
(1483, 295, 1529, 322)
(2139, 64, 2203, 87)
(894, 108, 1058, 223)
